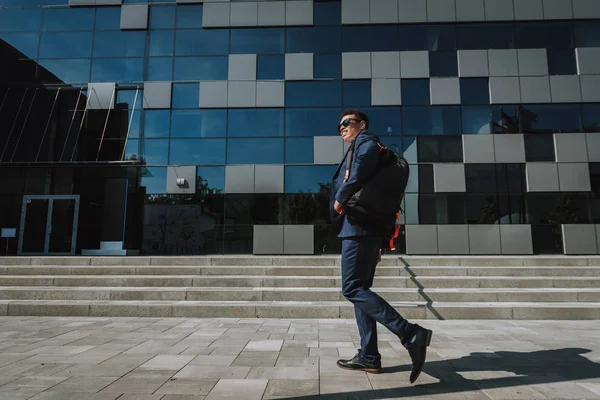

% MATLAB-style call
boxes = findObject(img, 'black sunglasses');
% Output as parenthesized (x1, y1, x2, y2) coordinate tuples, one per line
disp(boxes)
(337, 118, 361, 132)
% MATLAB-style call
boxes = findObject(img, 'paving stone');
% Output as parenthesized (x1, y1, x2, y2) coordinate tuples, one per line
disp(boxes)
(204, 378, 268, 400)
(244, 340, 284, 352)
(45, 376, 118, 392)
(231, 351, 279, 367)
(161, 395, 207, 400)
(155, 379, 217, 396)
(137, 355, 195, 371)
(246, 366, 319, 380)
(263, 379, 320, 399)
(173, 365, 250, 380)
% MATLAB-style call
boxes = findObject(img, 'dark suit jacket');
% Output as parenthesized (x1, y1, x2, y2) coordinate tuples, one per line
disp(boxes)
(330, 130, 383, 238)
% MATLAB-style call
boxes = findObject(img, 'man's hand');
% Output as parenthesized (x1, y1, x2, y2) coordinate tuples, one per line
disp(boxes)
(334, 200, 343, 215)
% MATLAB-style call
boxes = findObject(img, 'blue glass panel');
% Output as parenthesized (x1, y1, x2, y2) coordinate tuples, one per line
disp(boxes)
(198, 166, 225, 192)
(142, 140, 169, 164)
(44, 0, 67, 4)
(285, 138, 313, 163)
(379, 135, 402, 150)
(176, 5, 203, 28)
(171, 109, 227, 138)
(3, 0, 43, 4)
(462, 106, 491, 134)
(400, 24, 456, 51)
(39, 32, 93, 58)
(520, 104, 582, 133)
(402, 106, 432, 135)
(91, 58, 144, 82)
(515, 21, 573, 49)
(42, 8, 94, 31)
(147, 58, 173, 81)
(149, 30, 175, 57)
(227, 138, 284, 164)
(402, 136, 418, 163)
(95, 7, 121, 30)
(173, 56, 228, 80)
(117, 89, 143, 110)
(38, 59, 91, 83)
(342, 80, 371, 107)
(287, 27, 342, 53)
(257, 55, 284, 80)
(140, 166, 167, 193)
(172, 83, 199, 109)
(175, 29, 229, 56)
(285, 165, 336, 193)
(430, 106, 461, 135)
(314, 1, 341, 25)
(150, 5, 176, 29)
(230, 28, 285, 54)
(93, 31, 146, 57)
(144, 110, 171, 138)
(342, 26, 399, 52)
(124, 0, 146, 3)
(547, 49, 577, 75)
(285, 81, 342, 107)
(286, 107, 341, 136)
(457, 23, 514, 50)
(429, 51, 458, 77)
(0, 32, 39, 59)
(314, 54, 341, 79)
(574, 21, 600, 47)
(170, 139, 226, 165)
(0, 8, 42, 32)
(460, 78, 490, 105)
(401, 79, 430, 106)
(228, 109, 285, 137)
(358, 107, 401, 135)
(582, 104, 600, 132)
(124, 110, 142, 139)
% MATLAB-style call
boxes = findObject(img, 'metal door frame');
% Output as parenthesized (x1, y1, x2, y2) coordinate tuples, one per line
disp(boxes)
(17, 195, 80, 255)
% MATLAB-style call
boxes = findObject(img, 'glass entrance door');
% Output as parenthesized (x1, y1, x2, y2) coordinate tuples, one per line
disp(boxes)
(18, 195, 80, 255)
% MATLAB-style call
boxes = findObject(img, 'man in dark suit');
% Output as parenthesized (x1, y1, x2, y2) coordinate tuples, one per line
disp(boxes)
(331, 109, 432, 384)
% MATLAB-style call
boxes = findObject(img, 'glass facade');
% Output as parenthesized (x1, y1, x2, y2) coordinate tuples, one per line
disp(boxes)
(1, 0, 599, 255)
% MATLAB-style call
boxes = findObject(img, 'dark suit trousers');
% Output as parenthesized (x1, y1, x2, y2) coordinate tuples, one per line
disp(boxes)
(341, 235, 414, 363)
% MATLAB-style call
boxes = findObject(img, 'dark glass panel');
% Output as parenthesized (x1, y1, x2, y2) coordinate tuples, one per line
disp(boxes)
(467, 194, 502, 224)
(0, 32, 39, 59)
(430, 106, 461, 135)
(285, 107, 342, 137)
(171, 109, 227, 138)
(95, 6, 121, 30)
(457, 23, 514, 50)
(0, 7, 42, 32)
(227, 138, 284, 164)
(284, 194, 325, 225)
(399, 24, 456, 51)
(547, 49, 577, 75)
(429, 51, 458, 77)
(94, 31, 146, 58)
(401, 79, 430, 106)
(117, 89, 143, 110)
(285, 165, 337, 194)
(39, 32, 93, 58)
(285, 81, 342, 107)
(527, 194, 591, 225)
(42, 8, 94, 31)
(257, 55, 284, 80)
(515, 21, 573, 49)
(314, 1, 341, 25)
(227, 109, 284, 137)
(230, 28, 285, 54)
(342, 80, 371, 107)
(418, 164, 434, 193)
(495, 164, 526, 194)
(38, 59, 91, 83)
(150, 5, 176, 29)
(142, 139, 169, 164)
(342, 25, 399, 52)
(524, 134, 555, 162)
(574, 21, 600, 47)
(175, 29, 229, 56)
(169, 138, 226, 165)
(497, 194, 527, 224)
(222, 225, 252, 255)
(417, 136, 463, 163)
(462, 106, 491, 134)
(287, 27, 342, 53)
(465, 164, 497, 194)
(172, 83, 199, 109)
(91, 58, 144, 82)
(590, 163, 600, 196)
(225, 195, 281, 225)
(147, 58, 173, 81)
(460, 78, 490, 105)
(285, 138, 313, 163)
(359, 107, 401, 135)
(144, 110, 170, 138)
(149, 30, 175, 57)
(314, 54, 341, 79)
(519, 104, 582, 134)
(582, 105, 600, 132)
(175, 5, 203, 28)
(173, 56, 228, 80)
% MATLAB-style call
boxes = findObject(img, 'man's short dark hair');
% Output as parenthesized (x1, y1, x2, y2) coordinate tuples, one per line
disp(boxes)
(342, 109, 369, 130)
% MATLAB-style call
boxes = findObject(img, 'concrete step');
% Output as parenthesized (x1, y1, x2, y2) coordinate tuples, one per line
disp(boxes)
(0, 299, 598, 319)
(0, 287, 599, 302)
(1, 275, 600, 288)
(3, 265, 600, 277)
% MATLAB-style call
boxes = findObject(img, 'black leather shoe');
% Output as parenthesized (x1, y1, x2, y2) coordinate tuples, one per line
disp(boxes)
(337, 353, 381, 374)
(407, 325, 433, 383)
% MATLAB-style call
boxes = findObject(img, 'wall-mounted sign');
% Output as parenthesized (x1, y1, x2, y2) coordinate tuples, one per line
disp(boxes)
(1, 228, 16, 238)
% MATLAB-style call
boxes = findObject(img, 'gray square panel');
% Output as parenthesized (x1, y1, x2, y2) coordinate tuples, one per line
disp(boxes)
(513, 0, 543, 20)
(342, 52, 371, 79)
(517, 49, 548, 76)
(314, 136, 343, 164)
(143, 81, 172, 109)
(225, 165, 255, 193)
(400, 51, 429, 78)
(229, 54, 257, 81)
(463, 134, 495, 164)
(202, 3, 230, 27)
(96, 0, 123, 4)
(519, 76, 551, 104)
(550, 75, 582, 103)
(458, 50, 489, 77)
(468, 225, 501, 254)
(405, 225, 438, 255)
(253, 225, 284, 255)
(437, 225, 469, 254)
(258, 1, 285, 26)
(554, 133, 588, 162)
(285, 53, 313, 80)
(500, 225, 533, 255)
(371, 78, 402, 106)
(286, 0, 313, 26)
(489, 77, 521, 104)
(398, 0, 427, 22)
(526, 162, 559, 192)
(558, 163, 591, 192)
(371, 51, 401, 79)
(488, 49, 519, 76)
(580, 75, 600, 102)
(403, 194, 419, 224)
(543, 0, 573, 19)
(230, 2, 258, 26)
(199, 81, 227, 108)
(576, 48, 600, 75)
(485, 0, 514, 20)
(370, 0, 399, 23)
(283, 225, 314, 255)
(342, 0, 370, 24)
(427, 0, 456, 21)
(573, 0, 600, 18)
(562, 224, 598, 255)
(456, 0, 485, 21)
(494, 134, 526, 163)
(587, 133, 600, 162)
(430, 78, 460, 105)
(86, 82, 115, 110)
(256, 81, 284, 107)
(120, 4, 148, 30)
(227, 81, 257, 108)
(255, 165, 284, 193)
(434, 164, 466, 192)
(167, 166, 196, 194)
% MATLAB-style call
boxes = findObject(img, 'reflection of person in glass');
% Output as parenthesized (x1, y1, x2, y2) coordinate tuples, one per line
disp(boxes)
(330, 109, 432, 383)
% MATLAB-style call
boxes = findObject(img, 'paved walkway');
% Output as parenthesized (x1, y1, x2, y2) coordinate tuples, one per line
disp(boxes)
(0, 318, 599, 399)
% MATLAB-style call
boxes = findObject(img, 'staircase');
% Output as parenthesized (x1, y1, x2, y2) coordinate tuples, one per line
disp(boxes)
(0, 256, 599, 319)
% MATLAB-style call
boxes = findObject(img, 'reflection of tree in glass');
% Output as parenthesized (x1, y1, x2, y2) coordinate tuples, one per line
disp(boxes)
(548, 194, 579, 252)
(477, 195, 500, 224)
(286, 182, 332, 225)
